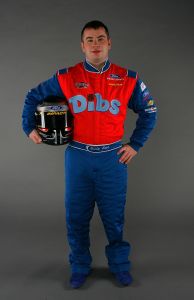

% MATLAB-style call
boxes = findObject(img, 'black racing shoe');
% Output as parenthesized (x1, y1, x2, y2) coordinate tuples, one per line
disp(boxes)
(114, 271, 133, 286)
(70, 273, 88, 289)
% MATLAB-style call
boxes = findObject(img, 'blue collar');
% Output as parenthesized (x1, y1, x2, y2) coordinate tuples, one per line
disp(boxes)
(83, 58, 111, 73)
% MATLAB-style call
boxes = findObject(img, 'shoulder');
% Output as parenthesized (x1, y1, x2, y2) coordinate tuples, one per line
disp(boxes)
(127, 69, 138, 79)
(57, 62, 83, 76)
(57, 67, 68, 75)
(110, 63, 138, 79)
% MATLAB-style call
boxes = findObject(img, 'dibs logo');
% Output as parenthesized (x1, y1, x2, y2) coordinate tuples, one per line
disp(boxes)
(69, 93, 121, 115)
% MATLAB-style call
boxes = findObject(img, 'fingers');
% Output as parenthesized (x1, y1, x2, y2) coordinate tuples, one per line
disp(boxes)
(117, 147, 124, 155)
(117, 145, 129, 155)
(119, 153, 133, 164)
(33, 135, 42, 144)
(119, 151, 129, 162)
(117, 145, 137, 164)
(125, 155, 134, 164)
(29, 129, 42, 144)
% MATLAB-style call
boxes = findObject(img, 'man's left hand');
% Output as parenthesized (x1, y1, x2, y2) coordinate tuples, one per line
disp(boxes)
(117, 144, 137, 164)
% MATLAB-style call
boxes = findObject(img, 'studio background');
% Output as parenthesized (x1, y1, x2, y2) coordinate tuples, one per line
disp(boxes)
(0, 0, 193, 299)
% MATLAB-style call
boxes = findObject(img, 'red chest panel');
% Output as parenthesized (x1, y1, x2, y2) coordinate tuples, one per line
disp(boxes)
(57, 62, 137, 144)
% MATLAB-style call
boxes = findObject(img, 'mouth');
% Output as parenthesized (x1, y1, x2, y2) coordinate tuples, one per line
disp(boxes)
(92, 50, 101, 54)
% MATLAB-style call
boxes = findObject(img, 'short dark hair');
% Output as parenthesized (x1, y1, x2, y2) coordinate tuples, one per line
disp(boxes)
(81, 20, 110, 41)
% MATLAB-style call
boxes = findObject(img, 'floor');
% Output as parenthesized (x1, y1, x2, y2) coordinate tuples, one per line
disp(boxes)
(1, 216, 194, 300)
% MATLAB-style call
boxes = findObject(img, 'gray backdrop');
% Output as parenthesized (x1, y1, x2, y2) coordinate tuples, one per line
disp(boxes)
(0, 0, 193, 299)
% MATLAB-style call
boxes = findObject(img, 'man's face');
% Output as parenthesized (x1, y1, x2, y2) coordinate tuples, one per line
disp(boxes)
(81, 27, 111, 65)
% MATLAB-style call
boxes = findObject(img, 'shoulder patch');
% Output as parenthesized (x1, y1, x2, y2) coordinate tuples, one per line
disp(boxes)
(127, 69, 137, 79)
(57, 68, 68, 75)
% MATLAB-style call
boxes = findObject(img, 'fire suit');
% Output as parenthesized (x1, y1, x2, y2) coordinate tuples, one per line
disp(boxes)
(22, 59, 157, 274)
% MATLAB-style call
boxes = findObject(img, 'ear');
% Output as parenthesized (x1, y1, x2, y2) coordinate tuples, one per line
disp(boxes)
(81, 41, 85, 53)
(108, 38, 112, 50)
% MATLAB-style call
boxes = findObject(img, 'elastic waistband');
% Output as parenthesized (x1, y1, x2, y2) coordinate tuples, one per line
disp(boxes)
(69, 140, 122, 153)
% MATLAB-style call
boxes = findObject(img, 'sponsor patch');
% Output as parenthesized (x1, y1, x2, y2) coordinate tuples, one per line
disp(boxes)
(47, 111, 66, 115)
(142, 90, 150, 101)
(108, 83, 123, 86)
(69, 93, 121, 115)
(144, 107, 157, 113)
(49, 105, 64, 111)
(75, 82, 89, 88)
(147, 100, 154, 106)
(107, 74, 124, 81)
(143, 90, 149, 97)
(109, 74, 121, 79)
(140, 81, 146, 92)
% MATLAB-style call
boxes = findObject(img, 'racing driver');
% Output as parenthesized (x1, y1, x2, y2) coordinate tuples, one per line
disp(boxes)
(22, 20, 157, 288)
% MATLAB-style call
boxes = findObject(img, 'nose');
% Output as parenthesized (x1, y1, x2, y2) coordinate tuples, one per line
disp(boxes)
(93, 39, 99, 46)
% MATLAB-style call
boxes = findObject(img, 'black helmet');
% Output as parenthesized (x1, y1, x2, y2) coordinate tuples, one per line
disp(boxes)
(35, 97, 73, 145)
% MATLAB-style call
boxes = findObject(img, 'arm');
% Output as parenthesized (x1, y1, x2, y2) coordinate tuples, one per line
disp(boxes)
(117, 76, 157, 164)
(127, 77, 157, 152)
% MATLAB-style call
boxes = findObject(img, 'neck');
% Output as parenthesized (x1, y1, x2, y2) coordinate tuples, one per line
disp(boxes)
(86, 59, 107, 71)
(91, 62, 105, 71)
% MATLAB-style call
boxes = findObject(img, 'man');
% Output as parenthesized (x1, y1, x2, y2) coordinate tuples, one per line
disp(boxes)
(22, 20, 157, 288)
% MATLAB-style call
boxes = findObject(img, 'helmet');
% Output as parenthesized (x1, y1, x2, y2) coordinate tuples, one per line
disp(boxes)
(35, 97, 73, 145)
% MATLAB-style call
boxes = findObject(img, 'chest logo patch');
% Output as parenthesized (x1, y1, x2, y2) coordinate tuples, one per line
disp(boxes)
(69, 93, 121, 115)
(75, 82, 89, 89)
(107, 74, 123, 80)
(107, 74, 124, 85)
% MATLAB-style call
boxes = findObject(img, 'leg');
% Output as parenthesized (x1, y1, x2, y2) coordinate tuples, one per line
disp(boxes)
(65, 146, 95, 274)
(95, 149, 131, 273)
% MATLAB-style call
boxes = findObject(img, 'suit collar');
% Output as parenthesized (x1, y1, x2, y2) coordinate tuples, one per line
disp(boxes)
(83, 58, 111, 73)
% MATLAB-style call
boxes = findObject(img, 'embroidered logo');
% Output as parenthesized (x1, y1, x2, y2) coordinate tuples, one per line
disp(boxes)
(147, 100, 154, 106)
(109, 74, 121, 79)
(75, 82, 89, 88)
(144, 107, 157, 113)
(69, 93, 121, 115)
(107, 74, 124, 81)
(108, 83, 123, 86)
(140, 82, 146, 92)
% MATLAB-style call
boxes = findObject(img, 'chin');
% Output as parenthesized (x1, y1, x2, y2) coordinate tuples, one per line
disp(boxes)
(92, 57, 104, 63)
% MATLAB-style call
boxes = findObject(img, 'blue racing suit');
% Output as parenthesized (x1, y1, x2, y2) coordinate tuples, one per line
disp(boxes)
(22, 59, 157, 274)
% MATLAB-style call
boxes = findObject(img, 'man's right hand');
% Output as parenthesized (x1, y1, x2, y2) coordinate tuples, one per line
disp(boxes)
(29, 129, 42, 144)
